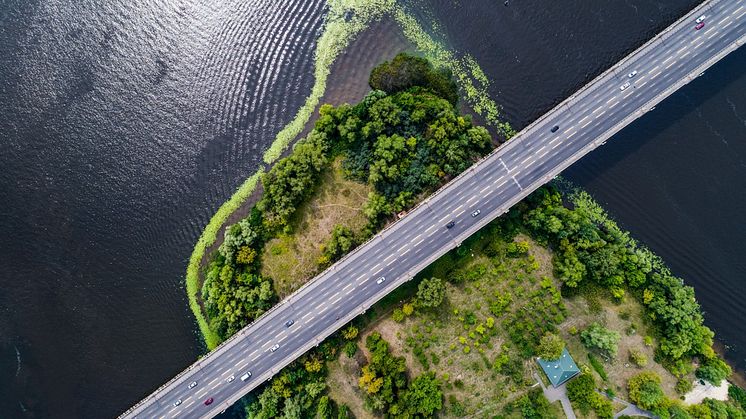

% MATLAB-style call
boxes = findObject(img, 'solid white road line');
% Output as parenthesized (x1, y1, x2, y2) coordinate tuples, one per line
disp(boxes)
(723, 20, 733, 29)
(637, 81, 647, 88)
(565, 130, 577, 139)
(343, 282, 354, 292)
(708, 30, 719, 39)
(680, 51, 691, 59)
(479, 185, 491, 195)
(737, 10, 746, 20)
(580, 119, 592, 128)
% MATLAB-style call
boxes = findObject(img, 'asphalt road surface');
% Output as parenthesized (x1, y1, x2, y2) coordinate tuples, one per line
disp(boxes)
(122, 0, 746, 417)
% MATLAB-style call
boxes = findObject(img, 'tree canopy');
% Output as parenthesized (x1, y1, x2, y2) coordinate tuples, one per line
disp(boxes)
(369, 53, 458, 106)
(537, 332, 565, 360)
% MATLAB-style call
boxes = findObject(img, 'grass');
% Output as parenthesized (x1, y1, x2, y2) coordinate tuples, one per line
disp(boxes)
(261, 157, 371, 297)
(323, 227, 684, 417)
(185, 170, 263, 350)
(326, 233, 562, 417)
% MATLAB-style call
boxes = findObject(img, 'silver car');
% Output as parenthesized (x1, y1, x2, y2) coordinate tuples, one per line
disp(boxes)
(627, 70, 637, 78)
(376, 276, 386, 284)
(695, 14, 706, 24)
(619, 82, 631, 91)
(270, 343, 280, 352)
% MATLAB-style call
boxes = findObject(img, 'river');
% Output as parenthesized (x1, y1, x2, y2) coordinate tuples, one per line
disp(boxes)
(0, 0, 743, 418)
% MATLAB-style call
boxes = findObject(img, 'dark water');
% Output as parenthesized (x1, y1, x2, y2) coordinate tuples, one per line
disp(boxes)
(0, 0, 327, 417)
(0, 0, 744, 418)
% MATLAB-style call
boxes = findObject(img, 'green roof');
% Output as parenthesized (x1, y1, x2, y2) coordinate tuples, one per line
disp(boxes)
(536, 348, 580, 387)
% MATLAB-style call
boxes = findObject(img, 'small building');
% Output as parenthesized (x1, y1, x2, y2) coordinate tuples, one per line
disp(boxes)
(536, 348, 580, 387)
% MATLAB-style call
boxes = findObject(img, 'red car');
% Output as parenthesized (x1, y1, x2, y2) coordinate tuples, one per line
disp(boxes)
(204, 397, 214, 406)
(695, 22, 705, 30)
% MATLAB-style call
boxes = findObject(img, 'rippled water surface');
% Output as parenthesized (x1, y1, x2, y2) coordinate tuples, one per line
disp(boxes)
(1, 0, 745, 418)
(0, 0, 327, 416)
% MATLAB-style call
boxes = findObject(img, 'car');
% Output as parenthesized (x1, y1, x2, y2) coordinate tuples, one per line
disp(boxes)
(173, 399, 182, 407)
(619, 82, 631, 91)
(188, 381, 197, 389)
(285, 319, 294, 327)
(695, 22, 705, 30)
(550, 125, 559, 133)
(227, 375, 235, 383)
(270, 343, 280, 352)
(695, 14, 706, 24)
(376, 276, 386, 284)
(627, 70, 637, 78)
(240, 372, 252, 381)
(204, 397, 214, 406)
(471, 209, 481, 217)
(446, 220, 455, 229)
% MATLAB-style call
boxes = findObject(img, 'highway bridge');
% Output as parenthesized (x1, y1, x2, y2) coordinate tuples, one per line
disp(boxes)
(121, 0, 746, 417)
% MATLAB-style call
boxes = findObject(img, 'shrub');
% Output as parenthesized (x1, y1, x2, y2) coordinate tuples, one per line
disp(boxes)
(369, 53, 458, 105)
(629, 349, 648, 367)
(537, 332, 565, 360)
(567, 373, 596, 413)
(415, 277, 446, 309)
(581, 323, 620, 358)
(676, 378, 694, 395)
(588, 353, 609, 381)
(628, 371, 665, 410)
(696, 357, 732, 386)
(392, 308, 405, 323)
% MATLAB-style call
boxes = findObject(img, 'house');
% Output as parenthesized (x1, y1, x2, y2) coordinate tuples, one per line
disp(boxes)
(536, 348, 580, 387)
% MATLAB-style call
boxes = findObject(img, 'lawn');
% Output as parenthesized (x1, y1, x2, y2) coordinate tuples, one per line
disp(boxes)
(261, 157, 371, 297)
(324, 229, 684, 418)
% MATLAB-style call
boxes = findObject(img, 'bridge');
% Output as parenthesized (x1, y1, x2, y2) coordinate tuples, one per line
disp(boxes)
(121, 0, 746, 417)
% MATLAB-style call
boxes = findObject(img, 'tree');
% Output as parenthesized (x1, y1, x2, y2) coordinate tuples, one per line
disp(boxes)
(316, 395, 333, 419)
(581, 323, 621, 358)
(537, 332, 565, 360)
(342, 325, 359, 341)
(416, 277, 446, 309)
(369, 53, 458, 105)
(696, 358, 732, 386)
(628, 371, 665, 410)
(397, 372, 443, 417)
(567, 373, 597, 412)
(318, 225, 357, 267)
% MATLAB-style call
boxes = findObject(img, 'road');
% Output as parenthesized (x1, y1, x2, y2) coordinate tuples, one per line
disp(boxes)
(121, 0, 746, 417)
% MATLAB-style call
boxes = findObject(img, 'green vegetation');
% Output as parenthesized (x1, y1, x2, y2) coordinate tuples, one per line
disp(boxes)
(186, 170, 263, 349)
(581, 322, 621, 358)
(521, 186, 721, 367)
(537, 332, 565, 360)
(587, 353, 609, 381)
(506, 388, 557, 419)
(695, 357, 732, 386)
(566, 373, 614, 418)
(415, 277, 446, 309)
(369, 53, 458, 105)
(199, 54, 494, 343)
(358, 332, 442, 415)
(628, 371, 665, 411)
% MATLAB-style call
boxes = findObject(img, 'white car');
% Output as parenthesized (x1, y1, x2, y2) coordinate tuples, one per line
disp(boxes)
(227, 375, 235, 383)
(187, 381, 197, 389)
(619, 82, 631, 91)
(695, 14, 706, 24)
(270, 343, 280, 352)
(240, 372, 252, 381)
(471, 209, 481, 217)
(173, 399, 182, 407)
(627, 70, 637, 78)
(376, 276, 386, 285)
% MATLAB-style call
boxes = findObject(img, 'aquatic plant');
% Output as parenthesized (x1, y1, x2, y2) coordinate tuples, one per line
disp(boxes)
(185, 170, 263, 349)
(262, 0, 396, 163)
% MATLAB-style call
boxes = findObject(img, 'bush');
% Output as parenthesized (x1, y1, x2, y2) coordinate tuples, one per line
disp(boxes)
(629, 349, 648, 367)
(369, 53, 458, 105)
(416, 277, 446, 309)
(588, 353, 609, 381)
(696, 357, 732, 386)
(392, 308, 405, 323)
(676, 378, 694, 395)
(628, 371, 665, 410)
(537, 332, 565, 360)
(581, 323, 620, 358)
(567, 373, 596, 413)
